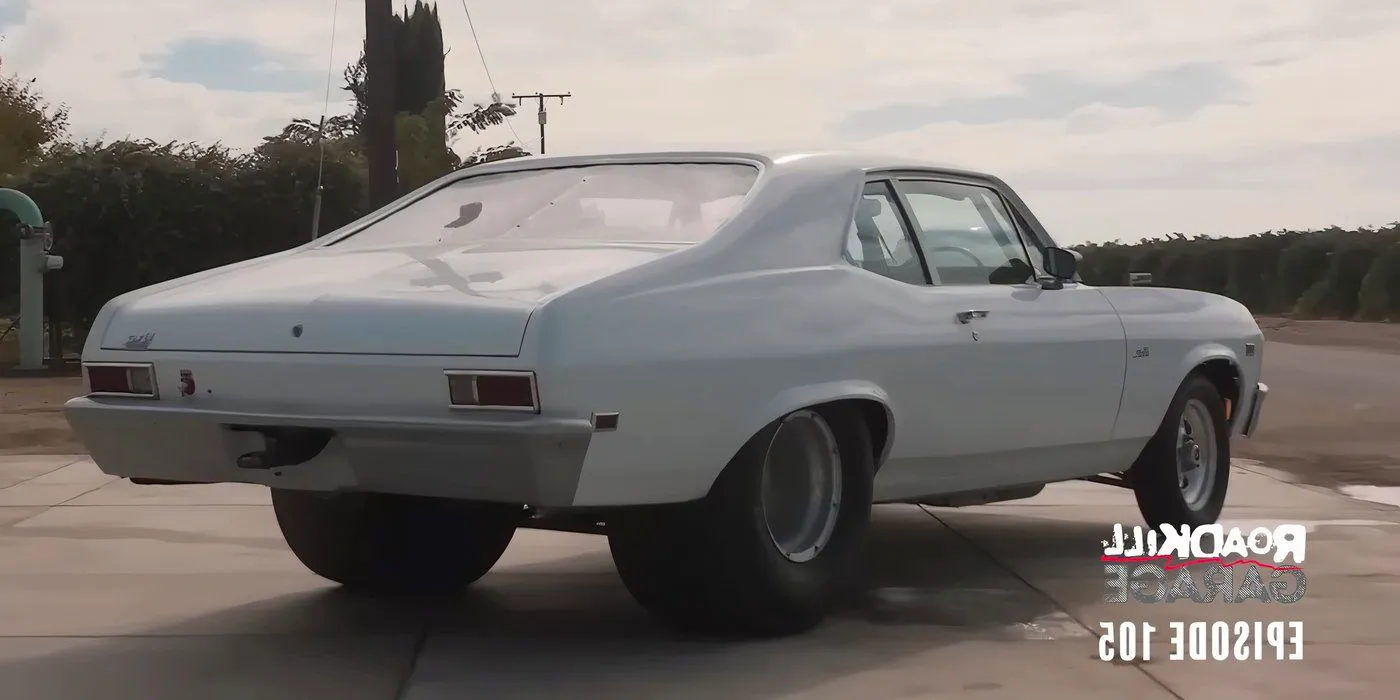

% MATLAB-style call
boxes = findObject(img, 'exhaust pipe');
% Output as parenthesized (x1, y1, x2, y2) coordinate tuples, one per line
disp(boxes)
(230, 426, 334, 470)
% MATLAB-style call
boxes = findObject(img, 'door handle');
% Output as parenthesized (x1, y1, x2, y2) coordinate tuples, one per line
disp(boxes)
(955, 309, 989, 324)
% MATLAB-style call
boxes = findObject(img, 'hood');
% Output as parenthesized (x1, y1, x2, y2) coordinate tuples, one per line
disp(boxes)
(100, 241, 684, 356)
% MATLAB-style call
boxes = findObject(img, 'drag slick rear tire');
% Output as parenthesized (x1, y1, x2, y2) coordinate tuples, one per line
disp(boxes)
(271, 489, 521, 595)
(607, 404, 875, 638)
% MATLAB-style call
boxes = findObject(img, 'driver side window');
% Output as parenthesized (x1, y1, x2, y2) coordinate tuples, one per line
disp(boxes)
(841, 181, 928, 286)
(896, 180, 1034, 285)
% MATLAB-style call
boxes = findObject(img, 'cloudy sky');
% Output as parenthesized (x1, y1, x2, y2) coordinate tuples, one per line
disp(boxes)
(2, 0, 1398, 243)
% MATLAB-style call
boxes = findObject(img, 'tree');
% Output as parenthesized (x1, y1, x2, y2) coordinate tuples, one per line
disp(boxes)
(0, 54, 70, 181)
(393, 1, 446, 118)
(268, 1, 527, 185)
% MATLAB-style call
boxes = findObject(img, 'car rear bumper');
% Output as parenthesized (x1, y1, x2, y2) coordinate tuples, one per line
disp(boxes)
(1239, 382, 1267, 438)
(63, 397, 596, 507)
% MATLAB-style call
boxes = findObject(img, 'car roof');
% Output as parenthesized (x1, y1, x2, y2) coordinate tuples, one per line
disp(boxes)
(458, 148, 997, 182)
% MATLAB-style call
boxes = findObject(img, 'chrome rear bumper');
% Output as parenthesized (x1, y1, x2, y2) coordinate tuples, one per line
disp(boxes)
(64, 397, 596, 506)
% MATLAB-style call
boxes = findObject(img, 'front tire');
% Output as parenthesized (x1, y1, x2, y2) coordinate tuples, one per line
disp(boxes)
(1130, 374, 1231, 529)
(608, 404, 875, 638)
(271, 489, 520, 595)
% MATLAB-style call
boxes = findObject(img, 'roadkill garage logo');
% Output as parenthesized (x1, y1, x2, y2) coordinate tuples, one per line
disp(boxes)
(1101, 524, 1306, 604)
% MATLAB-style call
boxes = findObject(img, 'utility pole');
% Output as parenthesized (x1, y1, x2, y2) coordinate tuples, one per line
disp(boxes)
(511, 92, 571, 155)
(364, 0, 398, 209)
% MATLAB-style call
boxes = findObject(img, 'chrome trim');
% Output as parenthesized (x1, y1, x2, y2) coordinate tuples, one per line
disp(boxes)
(1241, 382, 1267, 437)
(444, 369, 540, 414)
(83, 361, 160, 399)
(590, 412, 620, 432)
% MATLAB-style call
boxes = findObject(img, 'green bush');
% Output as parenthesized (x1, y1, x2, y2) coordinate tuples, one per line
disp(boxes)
(1076, 224, 1400, 319)
(1294, 241, 1383, 319)
(5, 138, 367, 335)
(1357, 243, 1400, 321)
(1075, 241, 1133, 286)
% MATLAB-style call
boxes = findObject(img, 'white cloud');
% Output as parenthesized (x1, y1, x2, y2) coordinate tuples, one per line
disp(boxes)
(2, 0, 1398, 242)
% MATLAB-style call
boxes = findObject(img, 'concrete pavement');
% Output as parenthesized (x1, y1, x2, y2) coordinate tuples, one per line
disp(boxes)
(1, 454, 1397, 699)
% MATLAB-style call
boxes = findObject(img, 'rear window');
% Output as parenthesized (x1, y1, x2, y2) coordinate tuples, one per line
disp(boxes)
(330, 163, 760, 249)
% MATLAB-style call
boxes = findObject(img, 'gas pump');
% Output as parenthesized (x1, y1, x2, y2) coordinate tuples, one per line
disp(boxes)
(1, 188, 64, 370)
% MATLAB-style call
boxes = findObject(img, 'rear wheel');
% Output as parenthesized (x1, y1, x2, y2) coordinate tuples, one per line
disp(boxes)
(608, 404, 875, 638)
(1130, 374, 1231, 529)
(271, 489, 520, 595)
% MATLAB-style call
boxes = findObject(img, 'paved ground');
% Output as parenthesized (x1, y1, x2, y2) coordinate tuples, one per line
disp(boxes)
(4, 322, 1400, 697)
(0, 453, 1396, 699)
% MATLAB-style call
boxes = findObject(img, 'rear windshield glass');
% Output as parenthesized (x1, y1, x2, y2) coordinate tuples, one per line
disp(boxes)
(330, 162, 760, 249)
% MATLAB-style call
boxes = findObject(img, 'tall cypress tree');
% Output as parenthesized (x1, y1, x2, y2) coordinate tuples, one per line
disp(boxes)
(318, 0, 523, 187)
(392, 1, 454, 191)
(392, 1, 445, 118)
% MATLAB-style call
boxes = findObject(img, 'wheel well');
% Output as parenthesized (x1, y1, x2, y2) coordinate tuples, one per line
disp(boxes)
(821, 398, 891, 472)
(1195, 358, 1241, 421)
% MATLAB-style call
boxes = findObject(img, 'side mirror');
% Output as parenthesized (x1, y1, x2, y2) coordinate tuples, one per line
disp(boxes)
(1043, 246, 1079, 280)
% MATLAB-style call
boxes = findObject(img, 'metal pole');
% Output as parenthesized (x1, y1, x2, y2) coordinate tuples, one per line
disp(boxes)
(310, 114, 326, 240)
(511, 92, 571, 155)
(364, 0, 399, 208)
(538, 99, 546, 155)
(1, 188, 63, 370)
(310, 186, 324, 241)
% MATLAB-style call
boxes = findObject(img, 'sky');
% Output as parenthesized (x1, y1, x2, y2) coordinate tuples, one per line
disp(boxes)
(2, 0, 1399, 244)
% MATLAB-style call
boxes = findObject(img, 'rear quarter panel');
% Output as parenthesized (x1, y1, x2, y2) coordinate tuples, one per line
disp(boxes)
(512, 159, 895, 506)
(530, 264, 922, 506)
(1098, 286, 1264, 442)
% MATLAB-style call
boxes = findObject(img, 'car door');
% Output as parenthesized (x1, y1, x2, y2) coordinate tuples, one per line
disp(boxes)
(889, 176, 1129, 487)
(840, 180, 1005, 501)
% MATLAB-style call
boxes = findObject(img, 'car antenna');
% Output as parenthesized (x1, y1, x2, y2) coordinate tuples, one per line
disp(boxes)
(309, 0, 342, 241)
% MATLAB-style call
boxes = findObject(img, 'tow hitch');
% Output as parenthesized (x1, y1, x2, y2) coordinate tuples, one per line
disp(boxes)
(230, 426, 334, 470)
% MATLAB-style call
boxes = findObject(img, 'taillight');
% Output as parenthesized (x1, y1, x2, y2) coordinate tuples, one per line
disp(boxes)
(445, 371, 539, 413)
(84, 363, 158, 398)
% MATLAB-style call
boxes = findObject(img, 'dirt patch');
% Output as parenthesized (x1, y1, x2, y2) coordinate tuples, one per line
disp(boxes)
(1234, 421, 1400, 490)
(1257, 316, 1400, 354)
(0, 375, 85, 455)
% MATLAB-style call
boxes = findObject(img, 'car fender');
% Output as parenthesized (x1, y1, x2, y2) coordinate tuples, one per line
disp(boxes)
(1125, 341, 1240, 439)
(568, 378, 897, 508)
(1179, 342, 1241, 381)
(751, 379, 896, 467)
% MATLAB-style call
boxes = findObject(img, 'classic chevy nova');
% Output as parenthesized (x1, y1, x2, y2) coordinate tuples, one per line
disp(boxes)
(64, 150, 1267, 637)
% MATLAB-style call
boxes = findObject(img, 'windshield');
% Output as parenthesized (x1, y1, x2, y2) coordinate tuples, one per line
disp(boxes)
(330, 162, 760, 249)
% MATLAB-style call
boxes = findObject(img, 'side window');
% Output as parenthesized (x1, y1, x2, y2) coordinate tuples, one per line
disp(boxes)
(842, 182, 927, 285)
(896, 180, 1034, 285)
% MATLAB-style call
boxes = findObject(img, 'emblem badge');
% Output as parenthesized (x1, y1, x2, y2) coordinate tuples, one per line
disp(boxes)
(124, 331, 155, 350)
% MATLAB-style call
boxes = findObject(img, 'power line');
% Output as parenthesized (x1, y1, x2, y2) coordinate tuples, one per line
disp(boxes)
(458, 0, 499, 95)
(457, 0, 527, 149)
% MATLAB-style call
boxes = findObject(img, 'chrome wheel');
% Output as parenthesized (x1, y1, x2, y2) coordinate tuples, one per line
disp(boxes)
(1176, 398, 1218, 509)
(759, 410, 843, 563)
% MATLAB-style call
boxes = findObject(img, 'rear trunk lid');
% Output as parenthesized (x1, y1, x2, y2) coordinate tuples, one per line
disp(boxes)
(100, 242, 681, 356)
